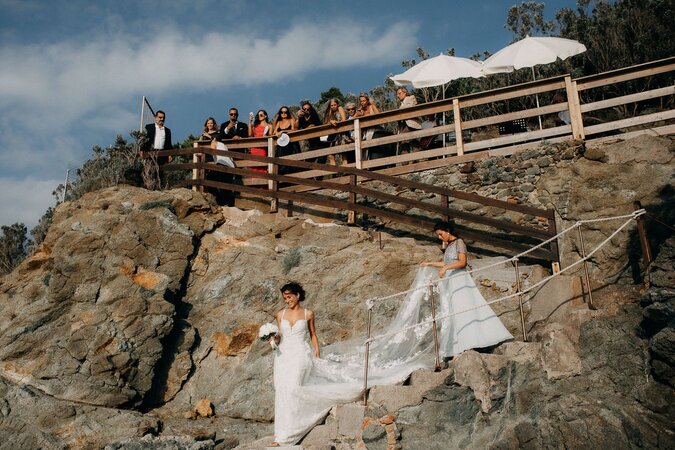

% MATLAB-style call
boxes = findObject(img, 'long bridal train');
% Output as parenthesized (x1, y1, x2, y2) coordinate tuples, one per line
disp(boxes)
(272, 266, 513, 445)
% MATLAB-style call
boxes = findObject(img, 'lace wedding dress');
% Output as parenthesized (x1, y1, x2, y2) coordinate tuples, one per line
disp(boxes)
(272, 242, 512, 445)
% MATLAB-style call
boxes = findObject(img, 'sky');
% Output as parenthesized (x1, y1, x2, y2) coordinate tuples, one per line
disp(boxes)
(0, 0, 582, 230)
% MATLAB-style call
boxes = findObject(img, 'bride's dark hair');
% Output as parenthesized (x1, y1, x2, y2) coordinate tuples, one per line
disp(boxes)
(280, 281, 306, 302)
(433, 220, 458, 236)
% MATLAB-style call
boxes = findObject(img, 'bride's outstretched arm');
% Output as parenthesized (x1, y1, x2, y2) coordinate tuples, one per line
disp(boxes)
(420, 260, 444, 268)
(307, 310, 321, 358)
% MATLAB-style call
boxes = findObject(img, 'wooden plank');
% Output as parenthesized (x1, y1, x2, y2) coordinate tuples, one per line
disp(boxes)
(461, 80, 567, 108)
(565, 76, 585, 140)
(268, 137, 277, 213)
(575, 57, 675, 91)
(453, 98, 464, 156)
(580, 85, 675, 113)
(361, 144, 458, 169)
(584, 109, 675, 135)
(462, 103, 568, 130)
(354, 119, 363, 170)
(464, 125, 572, 152)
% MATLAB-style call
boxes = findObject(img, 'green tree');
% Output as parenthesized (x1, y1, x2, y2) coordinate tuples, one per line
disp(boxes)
(0, 223, 30, 275)
(319, 86, 346, 106)
(506, 1, 556, 40)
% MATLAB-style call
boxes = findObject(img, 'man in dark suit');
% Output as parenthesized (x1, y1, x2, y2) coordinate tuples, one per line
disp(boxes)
(219, 107, 248, 141)
(143, 110, 172, 164)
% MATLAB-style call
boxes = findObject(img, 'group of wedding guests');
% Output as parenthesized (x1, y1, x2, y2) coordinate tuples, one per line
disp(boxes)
(195, 88, 424, 164)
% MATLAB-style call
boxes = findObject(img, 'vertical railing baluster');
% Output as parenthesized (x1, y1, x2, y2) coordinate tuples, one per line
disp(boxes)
(429, 284, 441, 371)
(362, 308, 372, 406)
(577, 224, 595, 310)
(514, 259, 528, 342)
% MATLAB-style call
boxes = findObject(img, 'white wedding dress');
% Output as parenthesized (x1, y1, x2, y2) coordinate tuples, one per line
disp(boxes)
(272, 240, 512, 445)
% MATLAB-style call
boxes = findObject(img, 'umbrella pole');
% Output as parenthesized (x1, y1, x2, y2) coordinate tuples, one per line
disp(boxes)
(442, 86, 446, 149)
(532, 67, 543, 130)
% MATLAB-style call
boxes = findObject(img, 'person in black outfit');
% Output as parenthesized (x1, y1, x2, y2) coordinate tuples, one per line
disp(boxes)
(143, 110, 172, 165)
(220, 107, 249, 141)
(297, 102, 327, 164)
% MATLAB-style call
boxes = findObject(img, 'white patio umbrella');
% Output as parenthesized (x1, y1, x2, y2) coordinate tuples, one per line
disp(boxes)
(482, 36, 587, 129)
(391, 54, 485, 146)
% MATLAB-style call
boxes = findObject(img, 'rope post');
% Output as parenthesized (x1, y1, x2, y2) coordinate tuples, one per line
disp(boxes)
(429, 284, 441, 371)
(362, 308, 372, 406)
(577, 224, 596, 310)
(268, 137, 278, 213)
(513, 259, 528, 342)
(347, 174, 357, 225)
(633, 201, 653, 288)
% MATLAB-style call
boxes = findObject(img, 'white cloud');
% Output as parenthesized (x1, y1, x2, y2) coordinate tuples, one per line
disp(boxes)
(0, 21, 416, 133)
(0, 176, 60, 228)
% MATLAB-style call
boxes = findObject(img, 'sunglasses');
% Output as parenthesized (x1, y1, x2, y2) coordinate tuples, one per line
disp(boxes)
(347, 108, 355, 111)
(281, 110, 289, 114)
(302, 107, 311, 112)
(229, 113, 238, 116)
(258, 113, 266, 116)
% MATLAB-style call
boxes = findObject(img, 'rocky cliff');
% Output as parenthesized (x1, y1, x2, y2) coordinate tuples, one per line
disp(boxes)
(0, 136, 672, 449)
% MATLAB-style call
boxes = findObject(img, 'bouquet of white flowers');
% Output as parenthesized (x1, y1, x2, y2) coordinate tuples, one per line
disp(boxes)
(259, 322, 279, 350)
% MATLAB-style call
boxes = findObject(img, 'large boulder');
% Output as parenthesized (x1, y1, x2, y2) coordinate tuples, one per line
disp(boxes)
(0, 186, 221, 408)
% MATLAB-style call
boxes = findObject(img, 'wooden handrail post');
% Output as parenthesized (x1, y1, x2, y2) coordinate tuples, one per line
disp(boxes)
(440, 194, 449, 221)
(347, 174, 357, 225)
(564, 75, 585, 140)
(453, 98, 464, 156)
(192, 143, 199, 192)
(268, 137, 278, 213)
(354, 119, 363, 169)
(633, 201, 653, 288)
(362, 308, 372, 406)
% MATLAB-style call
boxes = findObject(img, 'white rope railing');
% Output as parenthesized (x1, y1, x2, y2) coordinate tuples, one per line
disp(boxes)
(363, 209, 646, 344)
(364, 209, 646, 310)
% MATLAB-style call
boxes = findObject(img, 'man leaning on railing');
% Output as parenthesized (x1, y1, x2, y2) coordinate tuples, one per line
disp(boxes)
(141, 110, 173, 164)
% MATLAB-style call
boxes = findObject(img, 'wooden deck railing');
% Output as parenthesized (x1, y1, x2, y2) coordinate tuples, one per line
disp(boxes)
(151, 56, 674, 264)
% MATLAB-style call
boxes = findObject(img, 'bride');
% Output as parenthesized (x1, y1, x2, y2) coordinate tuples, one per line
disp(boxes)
(268, 222, 513, 445)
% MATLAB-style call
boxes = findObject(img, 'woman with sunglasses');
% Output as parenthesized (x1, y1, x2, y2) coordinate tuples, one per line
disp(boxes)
(248, 109, 271, 172)
(272, 106, 300, 171)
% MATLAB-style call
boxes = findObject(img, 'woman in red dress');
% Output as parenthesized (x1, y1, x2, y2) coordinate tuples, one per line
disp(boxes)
(248, 109, 271, 172)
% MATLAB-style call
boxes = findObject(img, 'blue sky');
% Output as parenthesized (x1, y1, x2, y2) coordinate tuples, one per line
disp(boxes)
(0, 0, 581, 229)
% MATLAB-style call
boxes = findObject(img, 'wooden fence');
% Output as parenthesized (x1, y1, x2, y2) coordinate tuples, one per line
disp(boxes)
(153, 56, 674, 264)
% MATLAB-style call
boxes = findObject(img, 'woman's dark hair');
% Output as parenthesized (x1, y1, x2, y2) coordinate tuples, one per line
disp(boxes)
(433, 220, 458, 236)
(280, 281, 305, 302)
(300, 102, 321, 124)
(274, 106, 294, 123)
(203, 116, 218, 133)
(253, 109, 269, 126)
